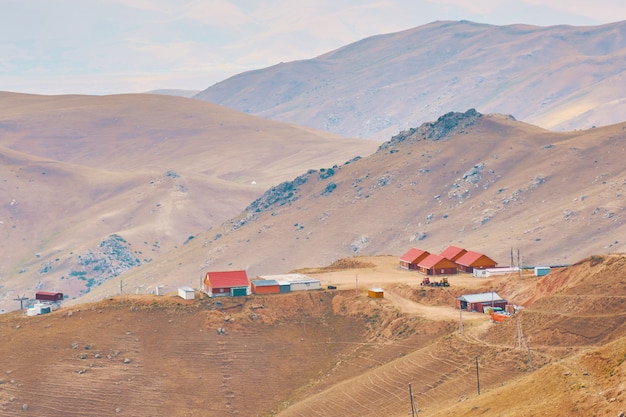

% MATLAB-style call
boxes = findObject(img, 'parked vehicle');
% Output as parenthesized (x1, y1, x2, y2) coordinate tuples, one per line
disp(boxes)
(420, 277, 450, 287)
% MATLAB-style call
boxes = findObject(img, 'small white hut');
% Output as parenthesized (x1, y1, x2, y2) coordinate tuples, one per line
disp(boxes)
(178, 286, 195, 300)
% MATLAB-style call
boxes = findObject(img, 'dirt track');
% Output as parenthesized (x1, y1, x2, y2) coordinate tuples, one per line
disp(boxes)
(301, 255, 499, 323)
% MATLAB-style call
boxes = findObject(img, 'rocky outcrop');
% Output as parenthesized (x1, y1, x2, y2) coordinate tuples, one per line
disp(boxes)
(379, 109, 482, 150)
(246, 172, 312, 213)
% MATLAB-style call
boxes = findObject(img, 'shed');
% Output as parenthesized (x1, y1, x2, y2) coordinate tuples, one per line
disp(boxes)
(368, 288, 384, 298)
(399, 248, 430, 270)
(534, 266, 551, 276)
(457, 292, 507, 313)
(417, 254, 458, 275)
(290, 278, 321, 292)
(27, 303, 52, 316)
(178, 286, 195, 300)
(251, 279, 281, 295)
(259, 274, 321, 292)
(455, 251, 497, 273)
(35, 291, 63, 302)
(203, 270, 250, 297)
(474, 267, 520, 277)
(276, 280, 291, 294)
(439, 246, 467, 262)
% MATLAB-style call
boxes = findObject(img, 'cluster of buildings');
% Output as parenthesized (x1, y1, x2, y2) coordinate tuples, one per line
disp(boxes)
(399, 245, 498, 275)
(400, 246, 522, 316)
(26, 245, 548, 320)
(26, 291, 64, 316)
(199, 270, 321, 298)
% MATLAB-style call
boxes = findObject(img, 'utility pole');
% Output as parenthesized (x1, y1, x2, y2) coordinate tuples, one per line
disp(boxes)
(527, 340, 535, 372)
(475, 355, 481, 395)
(14, 295, 28, 310)
(515, 315, 523, 349)
(515, 316, 535, 371)
(459, 305, 464, 335)
(409, 383, 417, 417)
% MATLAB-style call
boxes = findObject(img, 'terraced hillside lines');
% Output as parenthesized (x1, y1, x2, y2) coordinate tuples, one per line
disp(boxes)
(487, 255, 626, 350)
(6, 255, 626, 416)
(0, 313, 164, 416)
(276, 333, 532, 417)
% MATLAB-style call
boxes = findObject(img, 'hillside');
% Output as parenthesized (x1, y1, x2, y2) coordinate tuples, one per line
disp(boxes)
(73, 109, 626, 305)
(196, 20, 626, 140)
(3, 254, 626, 416)
(0, 92, 378, 312)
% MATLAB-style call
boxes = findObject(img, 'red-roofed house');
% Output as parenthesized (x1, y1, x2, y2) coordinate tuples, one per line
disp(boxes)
(399, 248, 431, 270)
(203, 270, 250, 297)
(439, 246, 467, 262)
(455, 251, 497, 273)
(417, 254, 458, 275)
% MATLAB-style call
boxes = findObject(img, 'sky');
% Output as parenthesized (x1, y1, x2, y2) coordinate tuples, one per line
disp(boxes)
(2, 0, 626, 95)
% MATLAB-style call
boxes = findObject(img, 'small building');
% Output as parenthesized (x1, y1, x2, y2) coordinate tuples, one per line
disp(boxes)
(178, 286, 195, 300)
(534, 266, 551, 276)
(455, 251, 497, 273)
(289, 277, 321, 292)
(259, 274, 321, 292)
(203, 270, 250, 297)
(399, 248, 430, 270)
(473, 267, 520, 277)
(35, 291, 64, 302)
(251, 279, 281, 295)
(368, 288, 384, 298)
(457, 292, 507, 313)
(439, 246, 468, 262)
(26, 303, 53, 316)
(417, 254, 458, 275)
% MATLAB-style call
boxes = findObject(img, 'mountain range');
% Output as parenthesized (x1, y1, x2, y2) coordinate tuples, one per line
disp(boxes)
(196, 20, 626, 140)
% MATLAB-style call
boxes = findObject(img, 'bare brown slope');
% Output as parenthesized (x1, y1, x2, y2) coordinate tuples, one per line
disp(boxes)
(487, 254, 626, 350)
(0, 290, 452, 417)
(197, 20, 626, 140)
(0, 92, 378, 312)
(428, 255, 626, 417)
(262, 254, 626, 417)
(5, 254, 626, 417)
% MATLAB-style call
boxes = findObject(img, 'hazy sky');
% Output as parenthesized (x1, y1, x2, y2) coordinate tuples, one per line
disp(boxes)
(2, 0, 626, 95)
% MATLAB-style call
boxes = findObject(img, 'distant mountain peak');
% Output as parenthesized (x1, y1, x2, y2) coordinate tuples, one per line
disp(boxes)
(196, 20, 626, 140)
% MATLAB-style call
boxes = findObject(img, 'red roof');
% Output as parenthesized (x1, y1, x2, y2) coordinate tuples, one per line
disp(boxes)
(400, 248, 430, 263)
(36, 291, 62, 296)
(439, 245, 467, 261)
(417, 254, 457, 269)
(205, 270, 249, 288)
(455, 251, 496, 267)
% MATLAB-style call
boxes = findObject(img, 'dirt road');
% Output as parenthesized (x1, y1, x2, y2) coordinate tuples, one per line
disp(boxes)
(302, 255, 495, 323)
